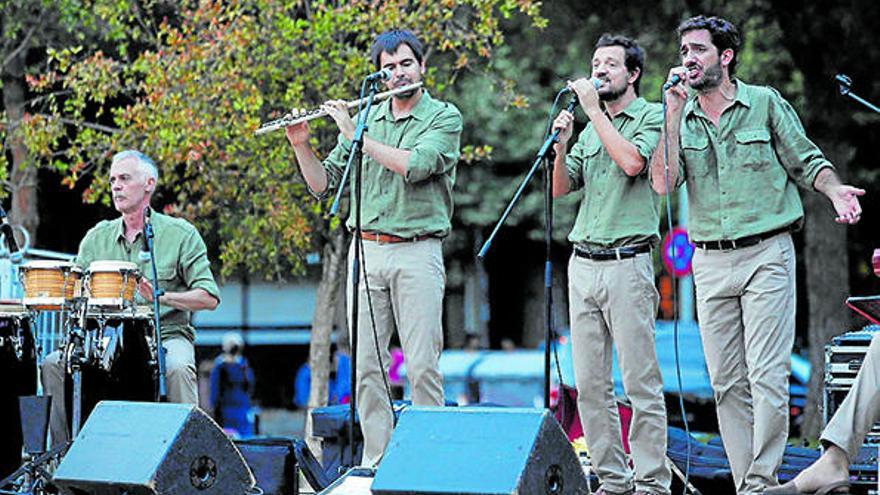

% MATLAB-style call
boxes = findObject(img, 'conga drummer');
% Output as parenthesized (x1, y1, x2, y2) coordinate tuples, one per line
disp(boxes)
(41, 150, 220, 447)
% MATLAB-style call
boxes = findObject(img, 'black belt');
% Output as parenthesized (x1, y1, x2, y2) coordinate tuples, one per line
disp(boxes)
(574, 244, 651, 261)
(694, 226, 791, 251)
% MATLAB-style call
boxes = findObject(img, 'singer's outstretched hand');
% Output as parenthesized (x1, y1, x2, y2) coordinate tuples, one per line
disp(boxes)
(830, 184, 865, 224)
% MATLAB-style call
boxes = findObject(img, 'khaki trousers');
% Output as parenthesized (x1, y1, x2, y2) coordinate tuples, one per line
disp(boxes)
(692, 233, 796, 494)
(568, 252, 671, 494)
(821, 333, 880, 458)
(41, 336, 197, 447)
(347, 237, 445, 467)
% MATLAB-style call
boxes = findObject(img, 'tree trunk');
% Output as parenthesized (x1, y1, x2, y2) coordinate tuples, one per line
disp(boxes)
(303, 227, 347, 459)
(801, 191, 851, 438)
(2, 51, 38, 247)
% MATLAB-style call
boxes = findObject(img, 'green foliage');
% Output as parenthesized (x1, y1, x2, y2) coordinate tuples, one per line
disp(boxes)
(21, 0, 545, 280)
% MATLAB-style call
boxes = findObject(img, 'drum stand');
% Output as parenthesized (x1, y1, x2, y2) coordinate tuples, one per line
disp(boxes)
(0, 443, 69, 495)
(63, 298, 89, 439)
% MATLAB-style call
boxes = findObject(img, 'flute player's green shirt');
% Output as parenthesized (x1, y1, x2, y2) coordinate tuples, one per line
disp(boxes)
(75, 210, 220, 342)
(565, 97, 663, 248)
(314, 90, 462, 238)
(677, 80, 834, 242)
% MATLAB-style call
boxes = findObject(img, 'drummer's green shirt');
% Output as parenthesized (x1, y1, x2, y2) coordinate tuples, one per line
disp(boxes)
(314, 90, 462, 238)
(74, 210, 220, 342)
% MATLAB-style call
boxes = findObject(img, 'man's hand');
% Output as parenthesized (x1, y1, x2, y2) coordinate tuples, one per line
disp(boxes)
(284, 109, 311, 146)
(663, 67, 689, 115)
(829, 184, 865, 224)
(552, 110, 575, 145)
(137, 277, 156, 302)
(569, 78, 600, 116)
(321, 100, 355, 141)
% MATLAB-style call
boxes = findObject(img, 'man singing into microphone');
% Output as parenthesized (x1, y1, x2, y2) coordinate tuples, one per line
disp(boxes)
(41, 150, 220, 447)
(284, 29, 461, 467)
(651, 16, 864, 493)
(552, 34, 670, 495)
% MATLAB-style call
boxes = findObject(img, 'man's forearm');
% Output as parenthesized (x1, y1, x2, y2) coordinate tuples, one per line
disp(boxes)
(292, 144, 329, 193)
(650, 126, 680, 194)
(160, 288, 218, 311)
(363, 135, 411, 176)
(551, 143, 571, 198)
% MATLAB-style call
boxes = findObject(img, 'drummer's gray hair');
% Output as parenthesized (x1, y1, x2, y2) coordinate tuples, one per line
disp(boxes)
(111, 150, 158, 182)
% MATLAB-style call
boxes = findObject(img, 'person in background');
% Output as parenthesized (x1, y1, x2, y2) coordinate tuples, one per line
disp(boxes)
(210, 332, 254, 437)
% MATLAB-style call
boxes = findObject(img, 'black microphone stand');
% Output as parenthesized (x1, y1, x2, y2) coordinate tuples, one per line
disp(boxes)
(478, 91, 578, 409)
(330, 77, 382, 468)
(143, 208, 168, 402)
(836, 74, 880, 114)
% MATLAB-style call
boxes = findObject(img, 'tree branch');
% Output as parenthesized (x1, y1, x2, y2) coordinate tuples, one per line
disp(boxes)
(2, 25, 36, 75)
(35, 114, 122, 135)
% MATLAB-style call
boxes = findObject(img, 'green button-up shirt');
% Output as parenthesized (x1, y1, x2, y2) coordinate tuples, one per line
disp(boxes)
(75, 210, 220, 342)
(565, 97, 663, 247)
(316, 90, 462, 238)
(679, 80, 833, 242)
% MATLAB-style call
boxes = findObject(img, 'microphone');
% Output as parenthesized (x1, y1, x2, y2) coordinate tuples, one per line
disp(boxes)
(663, 73, 684, 91)
(560, 78, 602, 95)
(139, 206, 152, 262)
(363, 68, 392, 83)
(0, 205, 21, 263)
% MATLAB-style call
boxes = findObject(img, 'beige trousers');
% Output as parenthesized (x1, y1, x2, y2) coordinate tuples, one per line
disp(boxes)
(41, 336, 197, 447)
(347, 237, 445, 467)
(568, 252, 671, 494)
(692, 233, 796, 494)
(821, 333, 880, 458)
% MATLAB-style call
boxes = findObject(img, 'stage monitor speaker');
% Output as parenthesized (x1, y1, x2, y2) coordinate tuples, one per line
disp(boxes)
(371, 407, 588, 495)
(53, 401, 255, 495)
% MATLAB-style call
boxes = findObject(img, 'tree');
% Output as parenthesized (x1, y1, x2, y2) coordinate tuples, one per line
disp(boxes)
(23, 0, 545, 455)
(0, 0, 126, 245)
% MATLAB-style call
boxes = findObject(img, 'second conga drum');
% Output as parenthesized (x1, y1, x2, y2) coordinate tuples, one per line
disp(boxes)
(86, 261, 139, 308)
(19, 260, 81, 310)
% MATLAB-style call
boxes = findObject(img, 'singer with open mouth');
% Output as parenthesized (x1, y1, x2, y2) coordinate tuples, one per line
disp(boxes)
(551, 34, 670, 495)
(285, 29, 462, 467)
(650, 15, 864, 495)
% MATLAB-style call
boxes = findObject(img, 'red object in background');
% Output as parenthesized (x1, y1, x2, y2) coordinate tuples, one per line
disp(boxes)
(873, 249, 880, 277)
(554, 384, 634, 454)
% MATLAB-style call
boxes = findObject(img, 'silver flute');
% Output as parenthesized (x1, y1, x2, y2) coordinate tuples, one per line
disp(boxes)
(254, 82, 423, 135)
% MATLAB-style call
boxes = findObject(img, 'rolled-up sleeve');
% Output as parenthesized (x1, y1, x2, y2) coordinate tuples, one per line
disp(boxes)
(404, 106, 462, 183)
(179, 229, 220, 303)
(310, 135, 351, 200)
(631, 105, 663, 175)
(769, 88, 834, 190)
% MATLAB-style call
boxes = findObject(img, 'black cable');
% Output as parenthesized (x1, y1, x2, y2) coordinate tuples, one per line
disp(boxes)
(351, 78, 397, 426)
(661, 88, 692, 493)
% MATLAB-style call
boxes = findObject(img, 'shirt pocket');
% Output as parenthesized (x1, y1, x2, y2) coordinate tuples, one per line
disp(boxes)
(681, 135, 710, 177)
(734, 129, 773, 172)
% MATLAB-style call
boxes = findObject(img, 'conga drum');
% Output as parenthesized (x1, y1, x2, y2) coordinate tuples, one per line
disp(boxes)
(65, 305, 157, 430)
(85, 261, 140, 308)
(19, 260, 81, 310)
(0, 303, 35, 479)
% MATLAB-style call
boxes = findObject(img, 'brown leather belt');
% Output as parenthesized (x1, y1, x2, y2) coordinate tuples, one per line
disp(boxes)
(360, 231, 436, 244)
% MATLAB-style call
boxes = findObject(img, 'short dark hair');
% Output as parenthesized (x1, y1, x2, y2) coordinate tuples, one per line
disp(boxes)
(595, 34, 645, 95)
(370, 29, 424, 69)
(677, 15, 741, 77)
